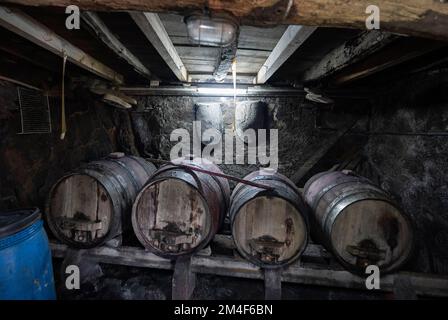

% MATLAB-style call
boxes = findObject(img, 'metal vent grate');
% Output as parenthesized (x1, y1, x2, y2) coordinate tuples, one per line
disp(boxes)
(17, 87, 52, 134)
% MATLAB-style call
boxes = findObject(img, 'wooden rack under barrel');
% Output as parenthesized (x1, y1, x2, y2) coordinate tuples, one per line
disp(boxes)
(50, 234, 448, 300)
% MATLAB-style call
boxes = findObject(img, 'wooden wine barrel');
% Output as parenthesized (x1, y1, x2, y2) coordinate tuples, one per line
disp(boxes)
(303, 170, 414, 274)
(230, 171, 309, 268)
(131, 157, 230, 258)
(47, 153, 156, 248)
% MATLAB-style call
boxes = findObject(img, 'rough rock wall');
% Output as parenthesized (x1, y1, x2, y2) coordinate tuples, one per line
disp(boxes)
(0, 81, 132, 211)
(364, 70, 448, 274)
(131, 95, 358, 186)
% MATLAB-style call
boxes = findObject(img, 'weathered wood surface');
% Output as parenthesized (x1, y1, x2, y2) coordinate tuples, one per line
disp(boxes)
(172, 256, 196, 300)
(303, 31, 397, 83)
(129, 12, 188, 81)
(304, 30, 445, 84)
(332, 37, 444, 85)
(290, 122, 357, 186)
(230, 171, 308, 267)
(132, 157, 230, 257)
(81, 11, 152, 79)
(264, 268, 282, 300)
(393, 274, 418, 300)
(47, 155, 156, 247)
(49, 174, 113, 243)
(303, 171, 414, 274)
(232, 196, 307, 266)
(0, 6, 123, 83)
(50, 242, 448, 297)
(133, 179, 209, 253)
(214, 234, 333, 260)
(256, 25, 317, 84)
(4, 0, 448, 41)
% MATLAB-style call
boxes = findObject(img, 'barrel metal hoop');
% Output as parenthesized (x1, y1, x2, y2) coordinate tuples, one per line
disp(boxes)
(186, 162, 229, 212)
(83, 162, 135, 207)
(323, 189, 393, 236)
(307, 175, 374, 212)
(229, 186, 306, 226)
(128, 155, 157, 177)
(46, 172, 122, 246)
(78, 169, 124, 232)
(148, 165, 203, 194)
(107, 158, 143, 196)
(132, 177, 213, 256)
(149, 164, 180, 181)
(231, 173, 299, 202)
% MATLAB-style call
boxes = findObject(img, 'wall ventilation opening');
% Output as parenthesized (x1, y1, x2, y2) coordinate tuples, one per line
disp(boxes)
(17, 87, 52, 134)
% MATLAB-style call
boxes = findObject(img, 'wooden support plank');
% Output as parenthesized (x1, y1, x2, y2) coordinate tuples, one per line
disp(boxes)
(290, 122, 357, 186)
(0, 75, 41, 91)
(61, 248, 103, 286)
(50, 242, 448, 298)
(4, 1, 448, 41)
(172, 256, 196, 300)
(303, 31, 397, 83)
(0, 6, 123, 84)
(264, 269, 282, 300)
(81, 11, 152, 79)
(129, 12, 188, 82)
(393, 274, 418, 300)
(256, 26, 317, 84)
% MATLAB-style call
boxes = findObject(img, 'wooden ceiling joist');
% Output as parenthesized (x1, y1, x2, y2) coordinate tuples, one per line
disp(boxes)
(331, 38, 445, 85)
(0, 6, 123, 83)
(130, 12, 188, 82)
(256, 25, 317, 84)
(3, 0, 448, 41)
(81, 11, 152, 79)
(303, 31, 397, 83)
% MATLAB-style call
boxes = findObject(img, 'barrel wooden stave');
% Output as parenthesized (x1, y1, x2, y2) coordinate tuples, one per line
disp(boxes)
(47, 154, 156, 248)
(304, 170, 414, 274)
(230, 171, 309, 268)
(132, 157, 230, 258)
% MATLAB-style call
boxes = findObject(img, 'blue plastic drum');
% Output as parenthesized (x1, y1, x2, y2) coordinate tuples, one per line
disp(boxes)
(0, 208, 56, 300)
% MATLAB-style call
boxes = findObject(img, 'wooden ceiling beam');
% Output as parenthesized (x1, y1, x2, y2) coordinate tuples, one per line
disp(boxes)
(256, 25, 317, 84)
(130, 12, 188, 82)
(3, 0, 448, 41)
(0, 6, 123, 83)
(331, 38, 445, 85)
(303, 31, 397, 83)
(81, 11, 153, 79)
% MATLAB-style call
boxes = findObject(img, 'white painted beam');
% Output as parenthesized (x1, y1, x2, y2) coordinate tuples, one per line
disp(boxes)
(130, 12, 188, 82)
(0, 6, 123, 84)
(256, 25, 317, 84)
(81, 11, 152, 79)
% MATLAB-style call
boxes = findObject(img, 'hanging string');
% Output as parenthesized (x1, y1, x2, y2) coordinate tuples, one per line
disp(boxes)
(60, 52, 67, 140)
(231, 58, 237, 131)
